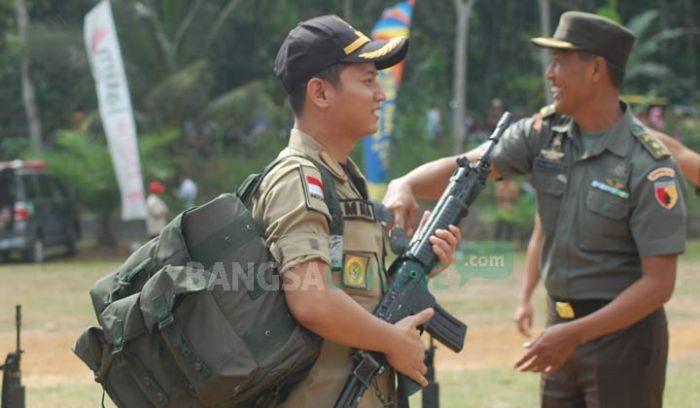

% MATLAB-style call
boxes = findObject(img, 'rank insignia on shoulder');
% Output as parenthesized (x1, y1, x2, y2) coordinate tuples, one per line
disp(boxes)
(631, 122, 670, 160)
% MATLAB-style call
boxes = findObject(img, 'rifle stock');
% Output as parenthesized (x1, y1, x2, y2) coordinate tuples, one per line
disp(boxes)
(1, 305, 25, 408)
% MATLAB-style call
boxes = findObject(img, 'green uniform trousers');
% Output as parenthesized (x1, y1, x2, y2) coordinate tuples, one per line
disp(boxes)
(541, 304, 668, 408)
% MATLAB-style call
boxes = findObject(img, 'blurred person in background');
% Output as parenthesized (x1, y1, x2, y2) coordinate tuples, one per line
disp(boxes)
(176, 173, 198, 209)
(146, 180, 169, 239)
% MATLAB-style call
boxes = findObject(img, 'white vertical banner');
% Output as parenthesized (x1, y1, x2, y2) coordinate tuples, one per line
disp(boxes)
(84, 0, 147, 220)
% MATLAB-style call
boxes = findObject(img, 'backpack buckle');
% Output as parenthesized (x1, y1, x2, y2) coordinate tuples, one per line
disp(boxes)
(158, 313, 174, 329)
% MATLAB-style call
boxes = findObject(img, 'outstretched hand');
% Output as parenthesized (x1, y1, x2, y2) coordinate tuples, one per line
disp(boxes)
(514, 323, 581, 374)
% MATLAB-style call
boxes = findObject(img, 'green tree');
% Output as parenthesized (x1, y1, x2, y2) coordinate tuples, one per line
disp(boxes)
(42, 130, 178, 247)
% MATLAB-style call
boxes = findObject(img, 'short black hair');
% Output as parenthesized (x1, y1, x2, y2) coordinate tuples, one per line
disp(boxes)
(288, 62, 349, 116)
(577, 50, 625, 89)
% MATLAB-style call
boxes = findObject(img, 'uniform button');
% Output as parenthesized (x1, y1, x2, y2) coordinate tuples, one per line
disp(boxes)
(193, 362, 202, 371)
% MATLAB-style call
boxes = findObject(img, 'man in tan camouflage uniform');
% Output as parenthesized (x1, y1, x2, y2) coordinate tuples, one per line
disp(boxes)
(252, 15, 462, 407)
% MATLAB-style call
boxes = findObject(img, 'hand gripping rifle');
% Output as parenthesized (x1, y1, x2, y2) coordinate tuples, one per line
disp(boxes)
(334, 112, 513, 408)
(1, 305, 25, 408)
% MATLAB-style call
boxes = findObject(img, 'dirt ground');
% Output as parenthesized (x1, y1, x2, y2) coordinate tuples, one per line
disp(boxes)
(0, 249, 698, 407)
(2, 317, 698, 388)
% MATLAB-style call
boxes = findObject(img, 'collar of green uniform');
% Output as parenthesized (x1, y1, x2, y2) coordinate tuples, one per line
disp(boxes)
(287, 128, 365, 181)
(550, 101, 633, 159)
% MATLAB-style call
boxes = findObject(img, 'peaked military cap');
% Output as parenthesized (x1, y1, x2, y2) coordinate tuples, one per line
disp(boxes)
(531, 11, 636, 68)
(274, 15, 409, 93)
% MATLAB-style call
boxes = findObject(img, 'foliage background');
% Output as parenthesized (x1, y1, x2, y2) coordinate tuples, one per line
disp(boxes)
(0, 0, 699, 242)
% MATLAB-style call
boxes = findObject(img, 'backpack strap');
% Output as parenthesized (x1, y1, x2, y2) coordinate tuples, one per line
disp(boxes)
(237, 154, 344, 270)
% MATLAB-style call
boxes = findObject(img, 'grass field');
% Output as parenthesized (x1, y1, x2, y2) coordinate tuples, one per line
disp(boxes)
(0, 242, 698, 407)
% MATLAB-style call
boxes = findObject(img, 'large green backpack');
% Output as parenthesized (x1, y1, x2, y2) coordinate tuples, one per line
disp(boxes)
(73, 156, 343, 408)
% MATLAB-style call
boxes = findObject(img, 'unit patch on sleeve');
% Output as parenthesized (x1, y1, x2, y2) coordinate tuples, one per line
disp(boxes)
(647, 167, 678, 210)
(653, 180, 678, 210)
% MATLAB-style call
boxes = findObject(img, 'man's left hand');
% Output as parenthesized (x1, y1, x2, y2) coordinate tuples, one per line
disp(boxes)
(414, 210, 462, 277)
(514, 322, 582, 374)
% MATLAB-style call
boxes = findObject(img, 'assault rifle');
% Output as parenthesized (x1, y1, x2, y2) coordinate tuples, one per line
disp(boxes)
(335, 112, 514, 408)
(1, 305, 25, 408)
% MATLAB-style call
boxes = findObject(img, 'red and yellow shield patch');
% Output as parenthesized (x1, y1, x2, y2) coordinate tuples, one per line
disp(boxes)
(654, 180, 678, 210)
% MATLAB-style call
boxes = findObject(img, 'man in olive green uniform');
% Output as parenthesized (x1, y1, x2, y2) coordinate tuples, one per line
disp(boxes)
(514, 128, 700, 338)
(383, 12, 686, 408)
(253, 15, 461, 407)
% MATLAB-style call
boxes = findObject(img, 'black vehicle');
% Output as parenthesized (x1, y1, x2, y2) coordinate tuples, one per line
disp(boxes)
(0, 160, 80, 263)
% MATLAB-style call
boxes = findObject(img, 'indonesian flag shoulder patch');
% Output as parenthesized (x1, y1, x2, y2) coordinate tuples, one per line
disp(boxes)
(306, 175, 324, 198)
(647, 167, 678, 210)
(298, 165, 330, 216)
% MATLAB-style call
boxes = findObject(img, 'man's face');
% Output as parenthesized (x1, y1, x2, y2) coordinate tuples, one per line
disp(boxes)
(545, 49, 595, 116)
(327, 62, 386, 139)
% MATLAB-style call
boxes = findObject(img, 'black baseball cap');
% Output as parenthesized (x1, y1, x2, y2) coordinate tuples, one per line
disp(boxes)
(531, 11, 635, 68)
(274, 15, 409, 94)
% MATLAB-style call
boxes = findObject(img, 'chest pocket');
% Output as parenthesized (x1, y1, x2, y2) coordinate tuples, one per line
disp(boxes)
(334, 217, 386, 312)
(579, 186, 634, 252)
(532, 169, 565, 236)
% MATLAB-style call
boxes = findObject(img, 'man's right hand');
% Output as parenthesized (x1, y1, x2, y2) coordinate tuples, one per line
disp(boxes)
(514, 300, 534, 337)
(385, 307, 434, 387)
(384, 177, 420, 235)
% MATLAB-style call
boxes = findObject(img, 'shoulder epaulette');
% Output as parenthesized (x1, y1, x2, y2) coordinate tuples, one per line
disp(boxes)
(630, 121, 670, 160)
(539, 104, 556, 119)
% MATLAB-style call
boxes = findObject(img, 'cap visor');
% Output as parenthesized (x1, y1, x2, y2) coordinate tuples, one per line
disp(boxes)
(530, 37, 579, 50)
(341, 37, 409, 69)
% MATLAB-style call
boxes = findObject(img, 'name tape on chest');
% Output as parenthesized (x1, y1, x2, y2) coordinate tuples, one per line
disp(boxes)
(340, 199, 376, 222)
(592, 180, 629, 199)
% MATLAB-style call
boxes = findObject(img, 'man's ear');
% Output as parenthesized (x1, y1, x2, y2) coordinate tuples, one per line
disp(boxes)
(591, 56, 606, 83)
(306, 78, 331, 109)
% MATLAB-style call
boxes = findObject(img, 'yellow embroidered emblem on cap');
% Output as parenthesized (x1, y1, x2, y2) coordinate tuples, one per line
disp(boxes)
(358, 37, 402, 59)
(555, 302, 575, 319)
(344, 31, 370, 55)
